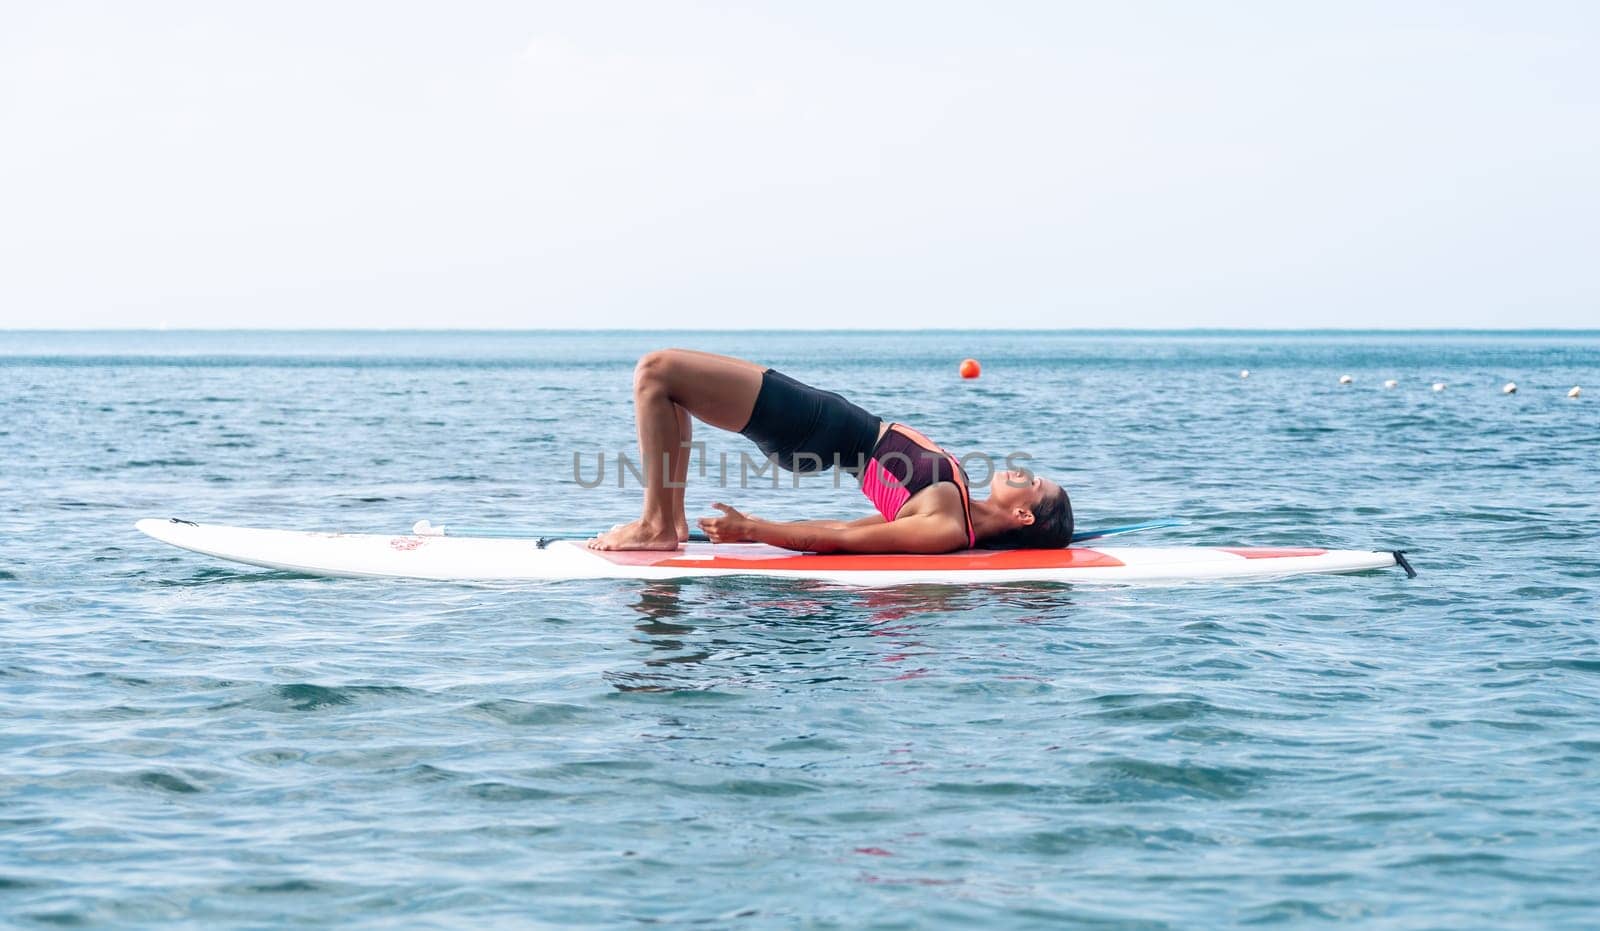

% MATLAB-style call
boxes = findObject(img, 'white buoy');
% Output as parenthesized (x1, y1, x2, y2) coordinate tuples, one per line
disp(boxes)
(1240, 369, 1250, 379)
(1503, 382, 1517, 395)
(1570, 386, 1582, 399)
(1384, 379, 1398, 389)
(1339, 374, 1353, 385)
(1432, 382, 1447, 392)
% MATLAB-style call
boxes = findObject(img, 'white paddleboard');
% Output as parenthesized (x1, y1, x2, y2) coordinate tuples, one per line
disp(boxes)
(136, 519, 1406, 585)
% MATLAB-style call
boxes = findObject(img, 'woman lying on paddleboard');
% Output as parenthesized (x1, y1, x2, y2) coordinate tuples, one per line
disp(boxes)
(587, 349, 1073, 553)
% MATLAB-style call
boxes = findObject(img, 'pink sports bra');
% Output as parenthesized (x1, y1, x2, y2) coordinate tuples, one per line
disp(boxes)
(858, 423, 976, 548)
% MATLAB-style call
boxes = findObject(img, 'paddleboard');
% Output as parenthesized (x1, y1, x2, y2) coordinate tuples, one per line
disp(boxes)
(135, 519, 1409, 585)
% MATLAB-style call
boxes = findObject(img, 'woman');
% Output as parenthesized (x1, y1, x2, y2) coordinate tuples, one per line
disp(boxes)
(587, 349, 1073, 553)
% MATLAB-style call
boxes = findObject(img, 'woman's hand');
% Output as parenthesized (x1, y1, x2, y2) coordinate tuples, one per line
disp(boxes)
(697, 502, 758, 543)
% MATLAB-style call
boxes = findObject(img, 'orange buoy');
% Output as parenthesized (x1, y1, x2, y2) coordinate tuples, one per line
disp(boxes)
(959, 358, 981, 379)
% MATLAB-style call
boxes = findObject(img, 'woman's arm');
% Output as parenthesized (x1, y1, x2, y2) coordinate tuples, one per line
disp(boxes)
(698, 504, 961, 554)
(784, 514, 888, 531)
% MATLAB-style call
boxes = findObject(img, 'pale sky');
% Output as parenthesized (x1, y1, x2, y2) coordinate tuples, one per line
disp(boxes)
(2, 1, 1596, 329)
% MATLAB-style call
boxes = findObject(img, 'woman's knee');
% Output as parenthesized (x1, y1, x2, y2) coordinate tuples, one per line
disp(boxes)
(634, 349, 684, 395)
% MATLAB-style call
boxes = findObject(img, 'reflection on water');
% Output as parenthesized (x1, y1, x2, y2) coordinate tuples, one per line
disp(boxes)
(605, 580, 1078, 692)
(631, 580, 693, 633)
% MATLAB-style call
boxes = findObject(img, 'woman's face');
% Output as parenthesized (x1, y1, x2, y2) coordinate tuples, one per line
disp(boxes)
(988, 468, 1059, 518)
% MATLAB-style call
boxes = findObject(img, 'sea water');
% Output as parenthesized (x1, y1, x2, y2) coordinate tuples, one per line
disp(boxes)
(2, 330, 1597, 928)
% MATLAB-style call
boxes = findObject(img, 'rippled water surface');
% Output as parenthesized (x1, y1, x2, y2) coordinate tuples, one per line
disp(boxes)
(3, 330, 1598, 927)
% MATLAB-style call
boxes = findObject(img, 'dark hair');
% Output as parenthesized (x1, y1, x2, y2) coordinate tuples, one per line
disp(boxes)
(979, 486, 1074, 550)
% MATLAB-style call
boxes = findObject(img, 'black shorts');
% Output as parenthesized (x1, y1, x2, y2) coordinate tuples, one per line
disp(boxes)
(738, 369, 882, 474)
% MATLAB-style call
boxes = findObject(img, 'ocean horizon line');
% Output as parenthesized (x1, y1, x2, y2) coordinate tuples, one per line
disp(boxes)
(5, 326, 1599, 336)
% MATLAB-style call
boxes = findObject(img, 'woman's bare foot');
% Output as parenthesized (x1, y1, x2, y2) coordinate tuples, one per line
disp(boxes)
(677, 517, 691, 542)
(587, 518, 681, 551)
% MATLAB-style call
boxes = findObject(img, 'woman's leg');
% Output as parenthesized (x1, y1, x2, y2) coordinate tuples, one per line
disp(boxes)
(669, 402, 691, 540)
(588, 349, 766, 550)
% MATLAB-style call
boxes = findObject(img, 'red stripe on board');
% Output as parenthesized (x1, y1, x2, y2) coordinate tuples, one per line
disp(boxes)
(1218, 548, 1328, 559)
(597, 546, 1124, 571)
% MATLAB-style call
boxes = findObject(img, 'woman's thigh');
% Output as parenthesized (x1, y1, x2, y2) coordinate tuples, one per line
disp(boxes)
(637, 349, 766, 432)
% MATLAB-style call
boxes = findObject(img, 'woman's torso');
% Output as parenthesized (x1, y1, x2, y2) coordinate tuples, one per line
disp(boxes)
(859, 422, 976, 547)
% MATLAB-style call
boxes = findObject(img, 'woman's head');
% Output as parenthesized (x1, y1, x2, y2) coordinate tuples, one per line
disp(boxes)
(980, 469, 1074, 549)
